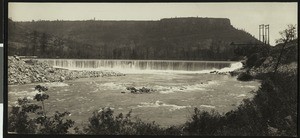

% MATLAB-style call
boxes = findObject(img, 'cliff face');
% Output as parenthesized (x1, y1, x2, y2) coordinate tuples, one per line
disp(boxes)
(8, 17, 260, 60)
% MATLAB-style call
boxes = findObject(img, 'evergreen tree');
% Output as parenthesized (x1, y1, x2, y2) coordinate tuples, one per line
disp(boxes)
(29, 31, 38, 56)
(39, 33, 48, 57)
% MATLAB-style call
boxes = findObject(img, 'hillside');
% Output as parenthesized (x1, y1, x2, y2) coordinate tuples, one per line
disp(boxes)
(8, 17, 262, 60)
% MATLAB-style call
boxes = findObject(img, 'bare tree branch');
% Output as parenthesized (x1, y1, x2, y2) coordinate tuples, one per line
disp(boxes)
(273, 24, 297, 76)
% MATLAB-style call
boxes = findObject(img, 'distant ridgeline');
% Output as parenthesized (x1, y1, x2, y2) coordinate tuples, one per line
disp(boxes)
(8, 17, 261, 60)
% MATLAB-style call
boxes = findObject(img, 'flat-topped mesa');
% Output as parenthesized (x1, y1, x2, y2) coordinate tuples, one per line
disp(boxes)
(9, 17, 259, 60)
(160, 17, 232, 29)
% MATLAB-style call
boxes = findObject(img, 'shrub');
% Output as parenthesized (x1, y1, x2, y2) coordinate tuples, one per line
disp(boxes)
(252, 73, 297, 136)
(245, 53, 259, 68)
(81, 107, 166, 135)
(8, 97, 40, 133)
(221, 99, 267, 136)
(237, 72, 253, 81)
(183, 108, 223, 136)
(8, 85, 75, 134)
(82, 107, 129, 135)
(35, 111, 74, 134)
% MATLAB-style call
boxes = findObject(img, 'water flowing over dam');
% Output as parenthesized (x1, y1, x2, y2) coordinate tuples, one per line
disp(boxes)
(36, 59, 242, 73)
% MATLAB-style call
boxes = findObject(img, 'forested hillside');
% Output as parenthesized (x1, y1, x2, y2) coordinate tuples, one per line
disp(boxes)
(8, 17, 262, 60)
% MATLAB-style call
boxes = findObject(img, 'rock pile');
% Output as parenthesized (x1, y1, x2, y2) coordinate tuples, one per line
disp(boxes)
(126, 86, 156, 94)
(8, 56, 125, 85)
(209, 70, 229, 75)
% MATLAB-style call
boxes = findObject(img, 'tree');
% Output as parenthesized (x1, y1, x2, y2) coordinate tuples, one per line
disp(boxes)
(273, 24, 297, 75)
(29, 31, 38, 56)
(39, 33, 49, 57)
(54, 38, 65, 57)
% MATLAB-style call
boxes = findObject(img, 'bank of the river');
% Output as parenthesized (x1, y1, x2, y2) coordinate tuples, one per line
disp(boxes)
(8, 56, 125, 85)
(230, 54, 297, 80)
(223, 40, 298, 136)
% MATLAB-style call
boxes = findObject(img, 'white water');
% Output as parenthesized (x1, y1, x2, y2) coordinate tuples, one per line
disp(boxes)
(134, 100, 192, 111)
(36, 59, 242, 74)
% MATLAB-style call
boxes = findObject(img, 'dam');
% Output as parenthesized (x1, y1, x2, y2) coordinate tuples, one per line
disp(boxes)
(36, 59, 240, 72)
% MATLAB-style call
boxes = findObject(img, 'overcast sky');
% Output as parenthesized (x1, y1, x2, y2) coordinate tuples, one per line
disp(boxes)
(8, 2, 297, 45)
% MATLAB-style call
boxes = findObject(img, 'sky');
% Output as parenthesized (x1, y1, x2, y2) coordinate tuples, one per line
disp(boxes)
(8, 2, 298, 45)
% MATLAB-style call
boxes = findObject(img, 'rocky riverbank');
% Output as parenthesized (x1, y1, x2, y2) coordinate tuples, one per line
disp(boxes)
(8, 56, 125, 85)
(230, 54, 297, 82)
(241, 57, 296, 73)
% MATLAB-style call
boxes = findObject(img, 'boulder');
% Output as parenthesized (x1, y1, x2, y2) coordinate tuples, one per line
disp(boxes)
(60, 76, 65, 82)
(13, 55, 20, 61)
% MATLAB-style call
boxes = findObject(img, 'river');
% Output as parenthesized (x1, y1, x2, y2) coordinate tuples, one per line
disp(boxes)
(8, 59, 260, 127)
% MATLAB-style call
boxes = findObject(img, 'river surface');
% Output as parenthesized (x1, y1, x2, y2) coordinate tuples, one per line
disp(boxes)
(8, 74, 260, 127)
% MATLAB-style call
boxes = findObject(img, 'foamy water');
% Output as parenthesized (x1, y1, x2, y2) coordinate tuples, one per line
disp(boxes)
(10, 90, 37, 98)
(53, 62, 242, 74)
(42, 82, 69, 87)
(39, 59, 242, 74)
(96, 82, 126, 90)
(134, 100, 191, 111)
(200, 105, 216, 108)
(156, 80, 218, 94)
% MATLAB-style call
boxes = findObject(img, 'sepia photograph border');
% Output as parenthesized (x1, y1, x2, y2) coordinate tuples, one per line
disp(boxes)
(3, 0, 299, 138)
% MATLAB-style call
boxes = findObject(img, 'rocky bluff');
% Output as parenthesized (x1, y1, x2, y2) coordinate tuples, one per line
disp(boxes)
(9, 17, 260, 60)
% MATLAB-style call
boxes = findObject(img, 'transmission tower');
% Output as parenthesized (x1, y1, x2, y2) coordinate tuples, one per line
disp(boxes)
(259, 24, 270, 45)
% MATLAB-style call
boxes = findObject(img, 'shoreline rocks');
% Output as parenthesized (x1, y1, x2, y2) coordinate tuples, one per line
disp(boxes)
(230, 57, 297, 81)
(8, 56, 125, 85)
(209, 70, 230, 75)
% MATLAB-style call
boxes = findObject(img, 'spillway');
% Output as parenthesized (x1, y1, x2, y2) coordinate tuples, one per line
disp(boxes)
(36, 59, 239, 72)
